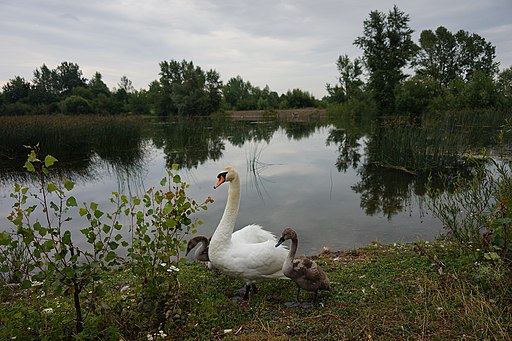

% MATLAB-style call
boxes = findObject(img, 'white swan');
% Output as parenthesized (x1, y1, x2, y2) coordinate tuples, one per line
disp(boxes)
(275, 227, 331, 307)
(209, 167, 289, 300)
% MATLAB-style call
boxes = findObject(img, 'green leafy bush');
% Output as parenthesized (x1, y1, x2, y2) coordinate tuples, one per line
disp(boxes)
(427, 120, 511, 262)
(0, 144, 212, 337)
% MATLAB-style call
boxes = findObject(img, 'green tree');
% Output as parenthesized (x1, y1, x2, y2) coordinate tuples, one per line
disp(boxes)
(158, 59, 221, 116)
(395, 74, 440, 116)
(55, 62, 87, 95)
(223, 75, 253, 109)
(414, 26, 499, 87)
(414, 26, 458, 89)
(88, 72, 111, 97)
(497, 66, 512, 108)
(327, 55, 364, 103)
(354, 5, 418, 114)
(284, 88, 315, 108)
(118, 75, 134, 94)
(32, 64, 58, 93)
(2, 76, 31, 103)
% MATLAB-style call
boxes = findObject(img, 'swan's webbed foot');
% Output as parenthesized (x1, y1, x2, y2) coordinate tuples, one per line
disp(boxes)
(300, 301, 314, 308)
(284, 301, 301, 308)
(229, 295, 244, 302)
(236, 284, 257, 300)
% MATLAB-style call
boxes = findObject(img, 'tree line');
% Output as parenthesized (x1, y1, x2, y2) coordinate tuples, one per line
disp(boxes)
(327, 5, 512, 117)
(1, 5, 511, 117)
(0, 60, 319, 116)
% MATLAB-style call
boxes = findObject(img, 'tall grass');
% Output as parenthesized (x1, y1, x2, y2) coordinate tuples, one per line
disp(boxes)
(367, 111, 508, 173)
(0, 115, 145, 184)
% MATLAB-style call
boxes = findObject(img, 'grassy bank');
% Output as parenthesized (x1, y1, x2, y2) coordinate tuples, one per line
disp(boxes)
(1, 240, 510, 340)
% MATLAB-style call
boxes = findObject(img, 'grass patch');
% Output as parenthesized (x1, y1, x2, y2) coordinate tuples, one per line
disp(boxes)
(1, 241, 510, 340)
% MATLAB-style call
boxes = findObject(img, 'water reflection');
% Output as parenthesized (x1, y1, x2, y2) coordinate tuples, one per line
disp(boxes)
(0, 112, 507, 253)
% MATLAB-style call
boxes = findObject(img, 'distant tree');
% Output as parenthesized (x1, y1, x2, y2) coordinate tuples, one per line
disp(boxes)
(118, 75, 134, 93)
(55, 62, 87, 95)
(223, 76, 253, 109)
(61, 95, 94, 114)
(205, 70, 223, 112)
(88, 72, 110, 97)
(496, 66, 512, 108)
(32, 64, 59, 95)
(354, 6, 418, 114)
(455, 30, 499, 80)
(327, 54, 364, 103)
(414, 26, 499, 87)
(284, 88, 315, 108)
(395, 74, 440, 116)
(129, 89, 151, 115)
(2, 76, 31, 103)
(158, 59, 221, 115)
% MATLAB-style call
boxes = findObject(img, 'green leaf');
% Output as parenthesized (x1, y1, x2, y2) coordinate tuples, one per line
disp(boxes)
(105, 251, 117, 262)
(23, 160, 35, 173)
(47, 183, 58, 192)
(62, 230, 72, 245)
(64, 180, 75, 191)
(79, 207, 88, 217)
(109, 241, 119, 250)
(44, 155, 58, 167)
(173, 174, 181, 183)
(94, 210, 104, 219)
(160, 177, 167, 186)
(102, 225, 111, 234)
(0, 231, 12, 246)
(66, 196, 78, 207)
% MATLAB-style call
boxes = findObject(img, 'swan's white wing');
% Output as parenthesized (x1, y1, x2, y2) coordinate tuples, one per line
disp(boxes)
(232, 224, 277, 243)
(216, 240, 289, 282)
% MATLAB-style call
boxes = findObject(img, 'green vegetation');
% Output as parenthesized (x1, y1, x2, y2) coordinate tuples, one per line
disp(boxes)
(1, 241, 510, 339)
(329, 6, 511, 118)
(0, 146, 213, 338)
(2, 7, 509, 118)
(0, 119, 510, 338)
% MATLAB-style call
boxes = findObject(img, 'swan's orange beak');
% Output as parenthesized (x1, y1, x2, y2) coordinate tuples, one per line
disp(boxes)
(213, 175, 225, 189)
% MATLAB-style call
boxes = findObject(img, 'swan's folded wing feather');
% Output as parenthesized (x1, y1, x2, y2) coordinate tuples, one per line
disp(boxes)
(232, 224, 278, 243)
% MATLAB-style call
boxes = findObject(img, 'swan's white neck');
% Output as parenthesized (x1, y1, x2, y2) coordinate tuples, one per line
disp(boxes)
(210, 175, 240, 254)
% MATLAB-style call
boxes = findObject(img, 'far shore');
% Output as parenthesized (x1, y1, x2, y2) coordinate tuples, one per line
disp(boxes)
(225, 108, 327, 121)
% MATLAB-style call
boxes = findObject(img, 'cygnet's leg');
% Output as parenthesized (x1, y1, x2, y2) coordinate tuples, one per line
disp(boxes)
(299, 290, 319, 308)
(284, 287, 302, 308)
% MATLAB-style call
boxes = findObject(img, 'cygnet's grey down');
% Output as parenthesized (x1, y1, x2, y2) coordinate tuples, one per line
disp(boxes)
(275, 227, 331, 307)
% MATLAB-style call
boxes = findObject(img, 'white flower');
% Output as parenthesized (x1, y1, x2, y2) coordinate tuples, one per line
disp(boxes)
(42, 308, 54, 314)
(158, 330, 167, 338)
(160, 262, 167, 267)
(147, 334, 154, 341)
(31, 281, 44, 287)
(167, 265, 180, 272)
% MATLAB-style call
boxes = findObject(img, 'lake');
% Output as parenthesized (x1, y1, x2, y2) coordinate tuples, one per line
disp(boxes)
(0, 111, 504, 256)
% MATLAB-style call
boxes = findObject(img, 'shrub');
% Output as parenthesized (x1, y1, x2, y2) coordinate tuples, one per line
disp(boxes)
(0, 144, 212, 337)
(427, 120, 511, 262)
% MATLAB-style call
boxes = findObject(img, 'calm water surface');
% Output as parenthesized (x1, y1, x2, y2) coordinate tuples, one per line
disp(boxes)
(0, 115, 446, 256)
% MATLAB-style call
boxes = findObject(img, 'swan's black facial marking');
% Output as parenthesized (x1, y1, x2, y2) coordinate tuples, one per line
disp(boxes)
(214, 171, 228, 189)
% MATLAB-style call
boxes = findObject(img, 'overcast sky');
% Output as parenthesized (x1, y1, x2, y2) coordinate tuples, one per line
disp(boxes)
(2, 0, 511, 99)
